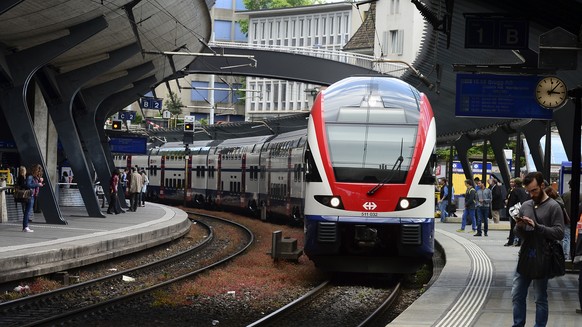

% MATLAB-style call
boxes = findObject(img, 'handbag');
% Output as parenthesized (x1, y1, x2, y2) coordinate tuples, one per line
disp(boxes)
(14, 187, 32, 203)
(517, 204, 566, 279)
(517, 233, 549, 279)
(546, 240, 565, 278)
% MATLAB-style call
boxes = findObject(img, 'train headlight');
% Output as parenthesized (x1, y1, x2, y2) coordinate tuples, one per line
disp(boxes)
(330, 197, 341, 208)
(314, 195, 344, 209)
(395, 197, 426, 211)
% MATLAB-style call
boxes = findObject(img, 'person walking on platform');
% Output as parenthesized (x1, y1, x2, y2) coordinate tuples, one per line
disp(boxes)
(120, 168, 128, 202)
(15, 166, 28, 222)
(23, 164, 44, 232)
(490, 177, 504, 223)
(475, 179, 491, 236)
(458, 179, 476, 233)
(505, 178, 529, 246)
(512, 172, 564, 327)
(107, 169, 122, 215)
(128, 167, 142, 212)
(140, 169, 148, 207)
(438, 178, 454, 222)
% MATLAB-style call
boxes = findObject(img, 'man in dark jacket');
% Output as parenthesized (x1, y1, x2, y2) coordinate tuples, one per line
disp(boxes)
(512, 172, 564, 326)
(457, 179, 477, 233)
(489, 177, 504, 223)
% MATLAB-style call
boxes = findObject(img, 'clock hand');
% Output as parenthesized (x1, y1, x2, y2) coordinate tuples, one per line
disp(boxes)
(550, 81, 561, 92)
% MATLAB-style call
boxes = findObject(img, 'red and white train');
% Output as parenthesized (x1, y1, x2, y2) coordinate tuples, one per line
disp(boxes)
(114, 76, 437, 274)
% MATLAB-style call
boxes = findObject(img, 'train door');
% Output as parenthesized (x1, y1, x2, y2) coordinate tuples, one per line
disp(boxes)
(148, 154, 161, 200)
(245, 144, 262, 215)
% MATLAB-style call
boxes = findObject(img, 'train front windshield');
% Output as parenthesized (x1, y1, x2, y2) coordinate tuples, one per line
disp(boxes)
(322, 77, 422, 184)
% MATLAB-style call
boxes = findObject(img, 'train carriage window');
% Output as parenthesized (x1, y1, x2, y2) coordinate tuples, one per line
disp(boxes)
(201, 166, 205, 177)
(237, 182, 241, 194)
(177, 179, 182, 189)
(419, 152, 437, 185)
(304, 146, 322, 182)
(165, 178, 169, 188)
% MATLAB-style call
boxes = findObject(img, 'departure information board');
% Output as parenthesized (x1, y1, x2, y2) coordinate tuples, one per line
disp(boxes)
(455, 74, 552, 120)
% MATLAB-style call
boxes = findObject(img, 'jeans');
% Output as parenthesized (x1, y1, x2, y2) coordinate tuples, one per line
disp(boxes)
(511, 271, 549, 327)
(563, 229, 571, 260)
(476, 206, 489, 234)
(461, 208, 476, 231)
(23, 196, 35, 229)
(439, 200, 448, 222)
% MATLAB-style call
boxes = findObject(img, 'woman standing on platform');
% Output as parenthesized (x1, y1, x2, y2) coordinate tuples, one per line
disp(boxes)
(107, 169, 121, 215)
(24, 164, 44, 232)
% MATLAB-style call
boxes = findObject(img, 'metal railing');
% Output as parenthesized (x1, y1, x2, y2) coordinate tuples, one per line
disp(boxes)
(208, 41, 410, 77)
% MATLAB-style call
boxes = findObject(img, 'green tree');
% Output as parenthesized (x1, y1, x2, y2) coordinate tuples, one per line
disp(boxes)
(239, 0, 321, 34)
(164, 91, 183, 116)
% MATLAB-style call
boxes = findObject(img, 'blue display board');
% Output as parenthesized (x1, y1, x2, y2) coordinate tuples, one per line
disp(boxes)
(456, 74, 553, 120)
(109, 137, 147, 154)
(139, 98, 163, 110)
(118, 111, 136, 121)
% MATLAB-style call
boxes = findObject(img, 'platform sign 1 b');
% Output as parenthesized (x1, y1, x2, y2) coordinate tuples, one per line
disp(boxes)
(465, 16, 528, 49)
(140, 97, 163, 110)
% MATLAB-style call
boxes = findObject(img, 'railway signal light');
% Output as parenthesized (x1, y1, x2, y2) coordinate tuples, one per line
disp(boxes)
(184, 115, 195, 133)
(112, 120, 122, 130)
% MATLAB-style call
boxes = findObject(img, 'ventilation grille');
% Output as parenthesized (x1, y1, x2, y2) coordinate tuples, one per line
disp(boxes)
(317, 222, 337, 243)
(401, 224, 422, 245)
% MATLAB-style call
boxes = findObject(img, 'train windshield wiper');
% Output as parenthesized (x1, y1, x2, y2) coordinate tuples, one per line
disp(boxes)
(367, 139, 403, 196)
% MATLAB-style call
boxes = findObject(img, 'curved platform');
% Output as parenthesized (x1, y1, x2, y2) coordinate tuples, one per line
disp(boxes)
(392, 220, 581, 326)
(0, 203, 190, 283)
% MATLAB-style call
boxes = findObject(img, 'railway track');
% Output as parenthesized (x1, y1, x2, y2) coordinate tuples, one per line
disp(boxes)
(247, 277, 402, 327)
(0, 213, 253, 327)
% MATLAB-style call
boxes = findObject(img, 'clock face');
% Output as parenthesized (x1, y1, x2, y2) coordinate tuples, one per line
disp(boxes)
(536, 76, 567, 109)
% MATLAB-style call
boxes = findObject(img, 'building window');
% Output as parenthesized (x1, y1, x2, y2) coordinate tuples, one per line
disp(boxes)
(191, 81, 233, 103)
(390, 29, 404, 55)
(215, 0, 232, 9)
(390, 0, 400, 14)
(234, 22, 247, 42)
(235, 0, 246, 10)
(214, 20, 232, 41)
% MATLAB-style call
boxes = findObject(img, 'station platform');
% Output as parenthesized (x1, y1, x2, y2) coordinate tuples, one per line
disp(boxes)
(1, 203, 580, 326)
(392, 219, 582, 327)
(0, 202, 190, 283)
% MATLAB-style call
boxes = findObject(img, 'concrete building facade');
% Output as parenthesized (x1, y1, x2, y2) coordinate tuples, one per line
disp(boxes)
(244, 3, 369, 120)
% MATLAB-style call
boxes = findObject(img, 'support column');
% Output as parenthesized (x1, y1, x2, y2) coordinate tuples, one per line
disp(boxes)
(39, 43, 139, 218)
(78, 62, 154, 200)
(489, 128, 511, 187)
(0, 16, 107, 224)
(95, 76, 157, 206)
(521, 120, 547, 173)
(454, 134, 474, 180)
(33, 83, 59, 193)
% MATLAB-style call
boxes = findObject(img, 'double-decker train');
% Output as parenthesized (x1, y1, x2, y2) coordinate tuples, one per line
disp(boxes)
(114, 76, 437, 273)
